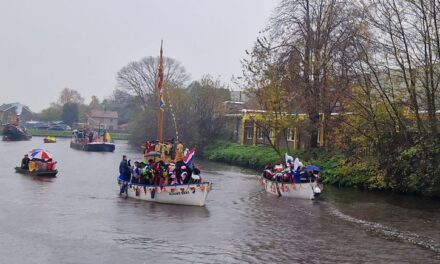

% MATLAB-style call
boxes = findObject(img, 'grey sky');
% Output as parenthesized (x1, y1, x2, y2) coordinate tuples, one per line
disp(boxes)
(0, 0, 277, 112)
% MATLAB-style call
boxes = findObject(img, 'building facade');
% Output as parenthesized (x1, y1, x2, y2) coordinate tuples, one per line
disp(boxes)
(228, 109, 326, 150)
(87, 110, 118, 131)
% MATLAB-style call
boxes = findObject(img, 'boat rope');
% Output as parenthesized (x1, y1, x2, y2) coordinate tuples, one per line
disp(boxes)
(165, 86, 179, 141)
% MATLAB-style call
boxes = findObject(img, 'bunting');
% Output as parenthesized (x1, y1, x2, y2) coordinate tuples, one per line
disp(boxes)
(158, 41, 165, 111)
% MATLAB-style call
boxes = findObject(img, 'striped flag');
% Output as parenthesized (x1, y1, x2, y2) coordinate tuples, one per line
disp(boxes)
(183, 148, 196, 168)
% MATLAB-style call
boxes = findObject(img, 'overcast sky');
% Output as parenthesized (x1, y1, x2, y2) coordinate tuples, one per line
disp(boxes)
(0, 0, 277, 112)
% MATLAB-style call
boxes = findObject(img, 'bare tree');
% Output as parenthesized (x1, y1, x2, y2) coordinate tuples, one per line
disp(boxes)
(258, 0, 362, 148)
(58, 87, 85, 105)
(116, 56, 190, 109)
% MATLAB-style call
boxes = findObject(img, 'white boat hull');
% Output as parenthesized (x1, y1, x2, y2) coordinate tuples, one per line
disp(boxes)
(259, 176, 322, 200)
(117, 178, 211, 206)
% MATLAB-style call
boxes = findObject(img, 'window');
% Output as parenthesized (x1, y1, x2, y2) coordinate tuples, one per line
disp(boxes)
(287, 128, 293, 141)
(246, 127, 253, 140)
(256, 127, 264, 140)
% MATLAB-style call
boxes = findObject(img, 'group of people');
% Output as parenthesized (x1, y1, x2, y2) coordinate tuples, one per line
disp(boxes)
(72, 128, 111, 144)
(142, 139, 188, 162)
(119, 154, 202, 187)
(263, 158, 319, 184)
(21, 154, 57, 172)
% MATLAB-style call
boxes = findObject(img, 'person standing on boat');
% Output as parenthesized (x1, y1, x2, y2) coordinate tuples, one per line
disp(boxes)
(119, 155, 131, 182)
(21, 154, 30, 170)
(176, 140, 184, 161)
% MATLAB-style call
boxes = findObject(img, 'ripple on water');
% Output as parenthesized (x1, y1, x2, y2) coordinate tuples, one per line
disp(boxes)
(328, 205, 440, 256)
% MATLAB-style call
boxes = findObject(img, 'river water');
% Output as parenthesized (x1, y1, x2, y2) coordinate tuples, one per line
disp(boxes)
(0, 137, 439, 263)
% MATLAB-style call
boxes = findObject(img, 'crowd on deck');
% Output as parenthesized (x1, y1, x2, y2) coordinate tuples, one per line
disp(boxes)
(72, 128, 111, 143)
(141, 139, 189, 162)
(21, 154, 57, 172)
(263, 157, 320, 184)
(119, 139, 201, 188)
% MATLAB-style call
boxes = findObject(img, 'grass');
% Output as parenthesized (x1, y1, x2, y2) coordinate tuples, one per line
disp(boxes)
(203, 140, 290, 169)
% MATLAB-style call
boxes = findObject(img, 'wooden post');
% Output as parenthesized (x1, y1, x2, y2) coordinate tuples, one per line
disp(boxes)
(319, 113, 325, 148)
(293, 127, 298, 150)
(252, 121, 257, 146)
(240, 115, 246, 145)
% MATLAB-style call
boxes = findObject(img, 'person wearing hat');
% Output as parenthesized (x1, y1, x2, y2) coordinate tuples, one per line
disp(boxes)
(21, 154, 30, 170)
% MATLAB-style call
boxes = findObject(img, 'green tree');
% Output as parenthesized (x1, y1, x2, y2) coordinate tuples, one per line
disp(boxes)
(61, 103, 79, 125)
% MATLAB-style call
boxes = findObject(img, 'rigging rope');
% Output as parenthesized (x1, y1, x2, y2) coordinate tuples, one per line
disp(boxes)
(165, 86, 179, 141)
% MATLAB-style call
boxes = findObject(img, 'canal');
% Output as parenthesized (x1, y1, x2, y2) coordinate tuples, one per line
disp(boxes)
(0, 137, 438, 263)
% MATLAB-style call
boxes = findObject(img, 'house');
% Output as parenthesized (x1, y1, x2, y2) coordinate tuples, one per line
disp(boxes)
(227, 109, 328, 150)
(87, 110, 118, 131)
(0, 103, 32, 125)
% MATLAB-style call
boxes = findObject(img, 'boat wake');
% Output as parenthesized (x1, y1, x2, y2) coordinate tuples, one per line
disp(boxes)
(328, 206, 440, 255)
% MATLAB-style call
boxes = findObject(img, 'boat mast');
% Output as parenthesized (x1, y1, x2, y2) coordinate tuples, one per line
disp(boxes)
(156, 40, 165, 142)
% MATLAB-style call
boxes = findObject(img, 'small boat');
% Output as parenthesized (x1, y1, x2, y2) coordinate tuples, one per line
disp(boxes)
(15, 167, 58, 177)
(15, 149, 58, 177)
(260, 157, 323, 200)
(117, 176, 212, 206)
(70, 129, 115, 152)
(44, 136, 57, 143)
(259, 176, 322, 200)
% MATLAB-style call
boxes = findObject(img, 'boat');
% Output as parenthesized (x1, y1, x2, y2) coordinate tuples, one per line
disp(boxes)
(259, 157, 323, 200)
(117, 175, 211, 206)
(44, 136, 57, 143)
(1, 104, 32, 141)
(15, 149, 58, 177)
(117, 42, 212, 206)
(15, 167, 58, 177)
(259, 176, 322, 200)
(2, 116, 32, 141)
(70, 129, 115, 152)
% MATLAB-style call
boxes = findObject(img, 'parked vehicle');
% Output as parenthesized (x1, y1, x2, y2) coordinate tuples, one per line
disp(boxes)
(48, 124, 71, 131)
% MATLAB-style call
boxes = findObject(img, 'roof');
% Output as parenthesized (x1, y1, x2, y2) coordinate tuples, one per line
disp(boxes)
(89, 110, 118, 119)
(0, 103, 32, 113)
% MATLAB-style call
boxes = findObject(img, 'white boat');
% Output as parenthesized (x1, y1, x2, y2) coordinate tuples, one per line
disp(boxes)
(258, 176, 322, 200)
(117, 42, 213, 207)
(117, 176, 212, 206)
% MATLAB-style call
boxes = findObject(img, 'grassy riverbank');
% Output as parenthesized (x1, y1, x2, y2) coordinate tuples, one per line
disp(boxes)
(27, 129, 130, 140)
(204, 141, 387, 191)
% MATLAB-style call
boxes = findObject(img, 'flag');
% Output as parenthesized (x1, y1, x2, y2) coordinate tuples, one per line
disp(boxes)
(183, 148, 196, 168)
(285, 153, 293, 167)
(293, 157, 300, 171)
(158, 41, 165, 111)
